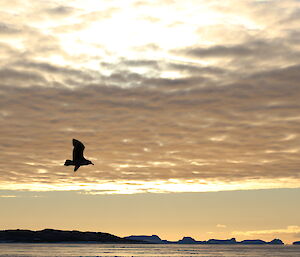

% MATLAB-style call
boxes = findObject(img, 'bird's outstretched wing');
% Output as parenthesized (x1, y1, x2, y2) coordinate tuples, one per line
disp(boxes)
(73, 139, 85, 161)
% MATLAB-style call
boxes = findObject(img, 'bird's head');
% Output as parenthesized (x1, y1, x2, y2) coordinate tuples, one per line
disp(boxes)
(88, 160, 94, 165)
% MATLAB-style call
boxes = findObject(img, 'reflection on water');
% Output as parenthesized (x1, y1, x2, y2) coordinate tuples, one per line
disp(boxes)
(0, 243, 299, 257)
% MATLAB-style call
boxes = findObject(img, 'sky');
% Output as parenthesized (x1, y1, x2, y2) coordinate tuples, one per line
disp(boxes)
(0, 0, 300, 244)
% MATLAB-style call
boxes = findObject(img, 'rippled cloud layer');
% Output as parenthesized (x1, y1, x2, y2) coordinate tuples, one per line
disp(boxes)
(1, 0, 300, 192)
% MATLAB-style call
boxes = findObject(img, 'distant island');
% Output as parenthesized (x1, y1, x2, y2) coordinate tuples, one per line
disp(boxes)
(125, 235, 284, 245)
(0, 229, 292, 245)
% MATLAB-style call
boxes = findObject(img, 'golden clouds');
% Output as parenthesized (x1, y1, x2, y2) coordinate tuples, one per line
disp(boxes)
(1, 71, 300, 192)
(1, 0, 300, 193)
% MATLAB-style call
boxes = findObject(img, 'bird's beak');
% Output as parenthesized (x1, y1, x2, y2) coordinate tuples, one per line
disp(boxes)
(92, 162, 94, 165)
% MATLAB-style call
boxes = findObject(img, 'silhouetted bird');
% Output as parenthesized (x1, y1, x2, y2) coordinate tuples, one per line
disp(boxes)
(64, 139, 94, 172)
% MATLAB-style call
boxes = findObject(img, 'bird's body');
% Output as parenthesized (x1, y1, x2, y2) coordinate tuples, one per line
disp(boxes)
(64, 139, 94, 171)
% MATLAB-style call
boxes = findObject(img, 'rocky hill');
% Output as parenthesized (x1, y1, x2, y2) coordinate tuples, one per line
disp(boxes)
(0, 229, 139, 243)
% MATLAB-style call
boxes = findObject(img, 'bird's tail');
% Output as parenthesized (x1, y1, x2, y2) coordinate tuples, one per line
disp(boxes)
(64, 160, 74, 166)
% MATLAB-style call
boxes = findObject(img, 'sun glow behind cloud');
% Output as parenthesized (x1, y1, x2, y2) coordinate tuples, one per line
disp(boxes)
(45, 0, 239, 76)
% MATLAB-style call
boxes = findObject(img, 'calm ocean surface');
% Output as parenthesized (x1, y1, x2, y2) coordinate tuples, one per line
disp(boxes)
(0, 244, 299, 257)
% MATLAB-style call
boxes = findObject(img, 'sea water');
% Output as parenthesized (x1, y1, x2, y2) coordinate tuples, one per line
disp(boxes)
(0, 243, 299, 257)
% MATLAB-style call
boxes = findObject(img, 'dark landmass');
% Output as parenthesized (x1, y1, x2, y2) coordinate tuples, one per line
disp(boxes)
(178, 236, 203, 244)
(205, 238, 236, 244)
(125, 235, 284, 245)
(240, 239, 283, 245)
(0, 229, 286, 245)
(293, 241, 300, 245)
(124, 235, 162, 244)
(0, 229, 141, 243)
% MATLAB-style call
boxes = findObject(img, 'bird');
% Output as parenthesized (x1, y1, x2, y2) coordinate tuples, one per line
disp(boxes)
(64, 139, 94, 172)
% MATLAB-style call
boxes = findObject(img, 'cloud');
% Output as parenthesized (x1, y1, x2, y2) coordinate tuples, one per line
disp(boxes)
(52, 7, 120, 33)
(183, 44, 254, 58)
(0, 22, 21, 35)
(233, 226, 300, 237)
(44, 6, 76, 17)
(1, 0, 300, 192)
(231, 225, 300, 243)
(0, 68, 46, 86)
(177, 39, 299, 76)
(1, 62, 300, 191)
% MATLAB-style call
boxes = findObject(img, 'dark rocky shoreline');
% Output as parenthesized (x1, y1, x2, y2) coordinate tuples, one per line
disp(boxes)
(0, 229, 138, 243)
(0, 229, 292, 245)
